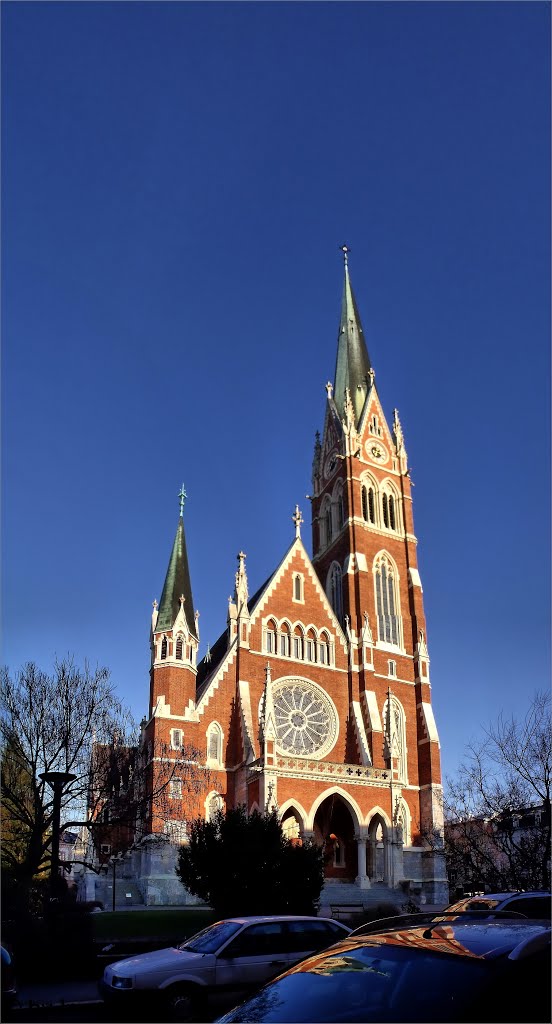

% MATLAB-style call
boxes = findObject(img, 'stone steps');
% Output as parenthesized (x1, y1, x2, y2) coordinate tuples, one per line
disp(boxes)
(320, 880, 403, 910)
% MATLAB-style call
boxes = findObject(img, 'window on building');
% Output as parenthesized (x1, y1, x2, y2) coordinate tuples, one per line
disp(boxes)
(335, 488, 345, 530)
(293, 574, 304, 602)
(280, 628, 291, 657)
(207, 723, 223, 765)
(306, 635, 316, 662)
(171, 728, 183, 750)
(264, 620, 277, 653)
(374, 555, 401, 647)
(169, 778, 182, 800)
(293, 629, 304, 660)
(388, 660, 397, 678)
(327, 563, 343, 623)
(164, 819, 187, 844)
(175, 637, 183, 660)
(362, 483, 376, 525)
(160, 636, 168, 660)
(318, 634, 331, 665)
(100, 843, 111, 855)
(320, 497, 332, 549)
(207, 793, 223, 822)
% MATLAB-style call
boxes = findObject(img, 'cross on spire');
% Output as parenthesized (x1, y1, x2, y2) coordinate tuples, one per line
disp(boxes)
(178, 484, 187, 517)
(339, 244, 351, 267)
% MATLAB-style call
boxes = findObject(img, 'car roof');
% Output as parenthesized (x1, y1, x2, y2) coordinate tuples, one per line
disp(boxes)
(221, 915, 342, 925)
(305, 919, 550, 963)
(482, 891, 551, 900)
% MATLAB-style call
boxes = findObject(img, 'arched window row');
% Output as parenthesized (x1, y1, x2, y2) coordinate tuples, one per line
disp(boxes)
(263, 618, 334, 667)
(361, 477, 401, 533)
(318, 484, 346, 552)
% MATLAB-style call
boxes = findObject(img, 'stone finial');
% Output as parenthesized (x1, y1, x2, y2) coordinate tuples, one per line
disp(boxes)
(292, 505, 303, 539)
(325, 381, 333, 399)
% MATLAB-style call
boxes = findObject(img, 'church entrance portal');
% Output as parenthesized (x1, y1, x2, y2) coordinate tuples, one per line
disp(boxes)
(313, 795, 357, 881)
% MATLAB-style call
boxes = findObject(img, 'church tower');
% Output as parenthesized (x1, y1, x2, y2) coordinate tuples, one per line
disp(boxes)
(311, 247, 445, 888)
(149, 485, 199, 740)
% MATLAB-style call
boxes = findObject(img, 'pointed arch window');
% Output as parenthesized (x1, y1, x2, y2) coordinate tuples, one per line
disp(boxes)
(381, 485, 399, 532)
(306, 629, 316, 663)
(320, 497, 332, 549)
(362, 484, 376, 525)
(279, 624, 291, 658)
(207, 722, 223, 766)
(264, 619, 277, 654)
(383, 695, 408, 783)
(374, 555, 401, 647)
(175, 637, 184, 660)
(327, 563, 343, 623)
(207, 793, 223, 822)
(293, 627, 304, 661)
(160, 636, 168, 660)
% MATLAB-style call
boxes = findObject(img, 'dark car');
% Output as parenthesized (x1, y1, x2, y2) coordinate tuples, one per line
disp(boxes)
(445, 890, 551, 920)
(217, 916, 551, 1023)
(100, 915, 350, 1019)
(1, 946, 17, 1012)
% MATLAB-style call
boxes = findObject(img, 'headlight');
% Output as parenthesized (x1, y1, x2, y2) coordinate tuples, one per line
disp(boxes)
(111, 975, 133, 989)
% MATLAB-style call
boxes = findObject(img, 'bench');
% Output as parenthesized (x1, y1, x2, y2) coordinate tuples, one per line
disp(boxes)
(330, 903, 365, 921)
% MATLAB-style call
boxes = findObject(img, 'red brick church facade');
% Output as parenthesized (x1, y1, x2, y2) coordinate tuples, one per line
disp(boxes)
(140, 253, 448, 905)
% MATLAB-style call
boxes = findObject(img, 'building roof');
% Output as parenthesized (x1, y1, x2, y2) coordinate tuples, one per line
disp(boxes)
(156, 514, 197, 638)
(333, 261, 374, 424)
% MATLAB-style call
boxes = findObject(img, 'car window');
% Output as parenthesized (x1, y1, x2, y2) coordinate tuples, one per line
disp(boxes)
(221, 922, 288, 958)
(286, 920, 342, 953)
(179, 920, 242, 953)
(221, 946, 496, 1022)
(507, 896, 551, 919)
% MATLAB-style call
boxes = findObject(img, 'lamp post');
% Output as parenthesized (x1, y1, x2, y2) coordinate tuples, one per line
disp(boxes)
(40, 770, 77, 900)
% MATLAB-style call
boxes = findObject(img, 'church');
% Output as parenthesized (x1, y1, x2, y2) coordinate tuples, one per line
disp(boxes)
(124, 250, 448, 907)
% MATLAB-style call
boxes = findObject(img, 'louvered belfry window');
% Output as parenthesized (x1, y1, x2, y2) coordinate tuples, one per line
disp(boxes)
(375, 557, 400, 646)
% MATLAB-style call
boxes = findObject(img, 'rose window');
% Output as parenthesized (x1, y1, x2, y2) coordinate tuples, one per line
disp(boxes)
(272, 679, 338, 758)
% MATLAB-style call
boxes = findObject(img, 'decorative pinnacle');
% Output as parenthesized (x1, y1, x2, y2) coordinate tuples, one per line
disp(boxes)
(292, 504, 303, 539)
(339, 244, 351, 267)
(178, 484, 187, 517)
(325, 381, 333, 399)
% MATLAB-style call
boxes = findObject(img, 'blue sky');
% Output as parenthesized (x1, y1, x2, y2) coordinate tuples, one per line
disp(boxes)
(2, 1, 550, 785)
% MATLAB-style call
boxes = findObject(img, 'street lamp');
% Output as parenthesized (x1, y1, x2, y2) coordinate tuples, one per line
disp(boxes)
(40, 770, 77, 900)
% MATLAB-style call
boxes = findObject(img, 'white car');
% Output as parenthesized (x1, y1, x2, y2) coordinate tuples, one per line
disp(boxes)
(99, 915, 350, 1019)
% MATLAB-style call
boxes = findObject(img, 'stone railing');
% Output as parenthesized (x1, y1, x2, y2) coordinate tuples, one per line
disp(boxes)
(247, 756, 390, 786)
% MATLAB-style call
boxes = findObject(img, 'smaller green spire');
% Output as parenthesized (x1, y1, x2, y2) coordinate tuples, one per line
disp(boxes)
(156, 488, 197, 637)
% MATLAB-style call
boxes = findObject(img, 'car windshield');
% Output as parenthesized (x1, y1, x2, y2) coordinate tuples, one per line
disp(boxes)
(178, 920, 242, 954)
(220, 944, 494, 1023)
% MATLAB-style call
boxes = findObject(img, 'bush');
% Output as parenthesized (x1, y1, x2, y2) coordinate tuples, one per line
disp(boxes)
(176, 806, 325, 917)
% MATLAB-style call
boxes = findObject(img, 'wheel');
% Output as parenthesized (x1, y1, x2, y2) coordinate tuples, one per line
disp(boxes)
(165, 983, 204, 1022)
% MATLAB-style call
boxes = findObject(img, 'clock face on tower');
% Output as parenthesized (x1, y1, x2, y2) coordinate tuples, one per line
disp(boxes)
(365, 440, 389, 464)
(324, 451, 338, 479)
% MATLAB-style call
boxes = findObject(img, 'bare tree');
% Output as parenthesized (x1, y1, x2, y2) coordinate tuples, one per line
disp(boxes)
(445, 691, 551, 894)
(1, 659, 207, 889)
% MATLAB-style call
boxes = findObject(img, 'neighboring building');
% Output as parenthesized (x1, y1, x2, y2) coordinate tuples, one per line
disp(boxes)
(446, 802, 551, 898)
(117, 253, 448, 906)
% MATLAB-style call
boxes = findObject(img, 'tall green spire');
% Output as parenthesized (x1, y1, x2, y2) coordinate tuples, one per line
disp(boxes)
(156, 486, 197, 638)
(333, 246, 374, 424)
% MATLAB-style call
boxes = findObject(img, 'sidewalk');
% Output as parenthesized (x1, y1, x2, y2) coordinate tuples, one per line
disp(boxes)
(12, 979, 102, 1010)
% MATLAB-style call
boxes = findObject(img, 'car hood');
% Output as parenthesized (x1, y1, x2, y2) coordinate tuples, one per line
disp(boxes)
(109, 946, 207, 976)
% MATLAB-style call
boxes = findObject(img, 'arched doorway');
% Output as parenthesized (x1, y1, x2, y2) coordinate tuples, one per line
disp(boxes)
(313, 794, 357, 880)
(366, 812, 390, 884)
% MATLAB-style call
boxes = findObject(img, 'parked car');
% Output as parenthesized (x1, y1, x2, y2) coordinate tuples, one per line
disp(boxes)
(445, 890, 551, 920)
(1, 946, 17, 1011)
(217, 916, 551, 1023)
(100, 915, 350, 1019)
